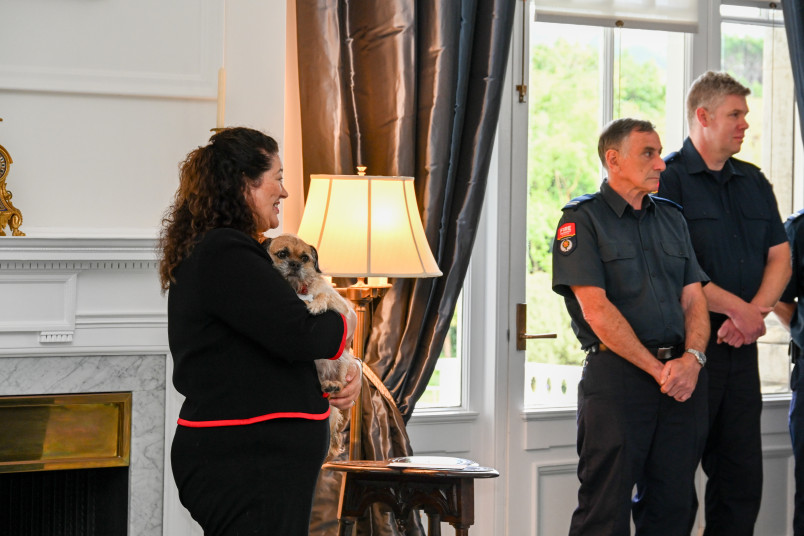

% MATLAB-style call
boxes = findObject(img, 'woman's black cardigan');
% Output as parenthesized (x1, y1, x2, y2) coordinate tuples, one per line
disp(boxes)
(167, 228, 346, 426)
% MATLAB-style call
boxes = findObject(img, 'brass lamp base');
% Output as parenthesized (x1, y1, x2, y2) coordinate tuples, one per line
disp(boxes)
(337, 279, 390, 460)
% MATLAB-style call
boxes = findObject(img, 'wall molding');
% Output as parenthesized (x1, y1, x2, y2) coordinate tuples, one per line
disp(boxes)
(0, 0, 223, 99)
(0, 237, 167, 353)
(535, 461, 579, 536)
(0, 271, 76, 332)
(408, 409, 479, 425)
(0, 260, 159, 271)
(38, 331, 75, 344)
(0, 237, 159, 263)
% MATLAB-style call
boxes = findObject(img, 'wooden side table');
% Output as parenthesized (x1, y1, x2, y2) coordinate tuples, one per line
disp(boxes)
(323, 457, 499, 536)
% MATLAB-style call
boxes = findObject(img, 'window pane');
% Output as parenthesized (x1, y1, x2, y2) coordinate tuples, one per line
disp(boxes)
(525, 21, 601, 407)
(525, 20, 680, 407)
(615, 29, 669, 143)
(721, 7, 795, 395)
(419, 292, 462, 408)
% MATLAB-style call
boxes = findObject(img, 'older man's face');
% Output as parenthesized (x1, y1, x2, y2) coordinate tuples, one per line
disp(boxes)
(614, 129, 666, 195)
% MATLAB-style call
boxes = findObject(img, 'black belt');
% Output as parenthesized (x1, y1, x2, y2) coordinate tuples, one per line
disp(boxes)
(587, 342, 685, 361)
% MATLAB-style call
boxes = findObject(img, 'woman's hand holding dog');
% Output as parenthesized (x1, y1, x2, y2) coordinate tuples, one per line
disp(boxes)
(328, 358, 362, 410)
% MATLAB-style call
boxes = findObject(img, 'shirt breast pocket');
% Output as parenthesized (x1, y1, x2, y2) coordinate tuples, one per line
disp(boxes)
(679, 200, 721, 249)
(660, 240, 688, 284)
(739, 198, 771, 245)
(599, 242, 639, 299)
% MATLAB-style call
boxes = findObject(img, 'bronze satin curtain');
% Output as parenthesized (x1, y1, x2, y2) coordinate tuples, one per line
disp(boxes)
(297, 0, 514, 533)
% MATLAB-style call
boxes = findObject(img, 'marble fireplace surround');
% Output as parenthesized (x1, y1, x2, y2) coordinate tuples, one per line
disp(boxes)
(0, 237, 172, 536)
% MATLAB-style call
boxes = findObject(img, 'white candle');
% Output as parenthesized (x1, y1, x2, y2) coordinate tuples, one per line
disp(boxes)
(216, 67, 226, 128)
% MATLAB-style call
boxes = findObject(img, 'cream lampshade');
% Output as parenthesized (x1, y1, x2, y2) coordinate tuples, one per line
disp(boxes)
(297, 174, 442, 280)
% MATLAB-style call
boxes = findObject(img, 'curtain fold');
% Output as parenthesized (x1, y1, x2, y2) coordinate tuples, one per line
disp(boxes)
(297, 0, 515, 533)
(785, 0, 804, 137)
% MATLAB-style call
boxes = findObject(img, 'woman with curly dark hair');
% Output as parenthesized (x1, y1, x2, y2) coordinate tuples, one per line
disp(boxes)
(159, 127, 360, 535)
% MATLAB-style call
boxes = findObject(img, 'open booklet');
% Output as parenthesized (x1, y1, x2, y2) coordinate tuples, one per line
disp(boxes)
(387, 456, 479, 469)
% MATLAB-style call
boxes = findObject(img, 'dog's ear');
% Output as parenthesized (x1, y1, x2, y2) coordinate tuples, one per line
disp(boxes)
(310, 245, 322, 273)
(262, 237, 272, 253)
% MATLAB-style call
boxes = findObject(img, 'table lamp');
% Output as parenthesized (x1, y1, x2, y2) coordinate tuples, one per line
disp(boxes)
(297, 169, 442, 459)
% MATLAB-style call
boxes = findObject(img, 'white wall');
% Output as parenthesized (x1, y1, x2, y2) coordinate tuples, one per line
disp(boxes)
(1, 2, 286, 535)
(0, 0, 286, 238)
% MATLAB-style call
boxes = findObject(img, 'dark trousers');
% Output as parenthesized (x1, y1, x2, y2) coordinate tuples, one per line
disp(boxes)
(172, 417, 329, 536)
(568, 351, 707, 536)
(791, 348, 804, 536)
(699, 341, 763, 536)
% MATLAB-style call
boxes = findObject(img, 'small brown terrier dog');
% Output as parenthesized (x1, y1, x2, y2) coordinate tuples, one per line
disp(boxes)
(264, 233, 355, 459)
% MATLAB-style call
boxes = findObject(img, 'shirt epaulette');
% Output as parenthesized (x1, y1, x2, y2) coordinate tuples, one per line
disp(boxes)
(663, 151, 680, 164)
(787, 208, 804, 223)
(563, 194, 596, 210)
(650, 195, 683, 211)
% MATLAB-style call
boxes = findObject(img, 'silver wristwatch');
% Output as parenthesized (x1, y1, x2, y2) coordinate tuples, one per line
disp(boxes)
(685, 348, 706, 367)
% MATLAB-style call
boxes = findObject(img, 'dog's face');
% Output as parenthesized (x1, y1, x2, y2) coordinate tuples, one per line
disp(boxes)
(264, 234, 321, 292)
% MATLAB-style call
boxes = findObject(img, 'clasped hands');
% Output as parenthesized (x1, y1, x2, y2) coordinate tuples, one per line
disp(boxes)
(716, 301, 772, 348)
(658, 301, 770, 402)
(658, 355, 700, 403)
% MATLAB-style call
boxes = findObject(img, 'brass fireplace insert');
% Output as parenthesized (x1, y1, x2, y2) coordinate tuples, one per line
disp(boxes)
(0, 392, 131, 473)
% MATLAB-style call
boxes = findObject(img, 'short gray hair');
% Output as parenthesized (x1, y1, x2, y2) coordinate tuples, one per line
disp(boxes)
(597, 118, 656, 168)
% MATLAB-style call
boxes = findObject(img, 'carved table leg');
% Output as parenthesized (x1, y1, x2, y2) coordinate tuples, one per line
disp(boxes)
(427, 512, 442, 536)
(450, 525, 470, 536)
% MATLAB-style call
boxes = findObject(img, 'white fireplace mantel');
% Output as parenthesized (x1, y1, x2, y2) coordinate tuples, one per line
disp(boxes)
(0, 237, 167, 356)
(0, 236, 184, 536)
(0, 236, 159, 261)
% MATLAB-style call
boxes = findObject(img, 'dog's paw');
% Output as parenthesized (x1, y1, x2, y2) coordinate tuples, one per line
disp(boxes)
(320, 380, 345, 394)
(307, 297, 329, 315)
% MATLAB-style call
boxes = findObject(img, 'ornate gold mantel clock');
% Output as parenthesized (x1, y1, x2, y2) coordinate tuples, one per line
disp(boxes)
(0, 118, 25, 236)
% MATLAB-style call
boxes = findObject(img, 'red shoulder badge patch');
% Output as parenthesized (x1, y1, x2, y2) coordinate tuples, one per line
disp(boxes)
(557, 222, 577, 256)
(557, 223, 575, 239)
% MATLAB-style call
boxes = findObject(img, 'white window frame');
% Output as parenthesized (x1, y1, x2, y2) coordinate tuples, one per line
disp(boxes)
(517, 0, 798, 412)
(414, 0, 801, 418)
(410, 212, 489, 423)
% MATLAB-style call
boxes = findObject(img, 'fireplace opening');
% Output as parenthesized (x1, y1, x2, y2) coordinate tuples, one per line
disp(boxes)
(0, 466, 128, 536)
(0, 392, 132, 536)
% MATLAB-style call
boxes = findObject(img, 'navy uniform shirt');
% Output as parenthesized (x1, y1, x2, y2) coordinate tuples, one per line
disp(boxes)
(552, 179, 708, 351)
(780, 209, 804, 348)
(658, 137, 787, 312)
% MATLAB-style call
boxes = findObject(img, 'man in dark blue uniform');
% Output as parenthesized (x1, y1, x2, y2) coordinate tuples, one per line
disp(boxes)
(554, 118, 710, 535)
(658, 71, 791, 536)
(773, 209, 804, 536)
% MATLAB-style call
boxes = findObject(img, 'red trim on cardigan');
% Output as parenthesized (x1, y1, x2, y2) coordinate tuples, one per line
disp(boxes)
(329, 313, 347, 360)
(177, 407, 331, 428)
